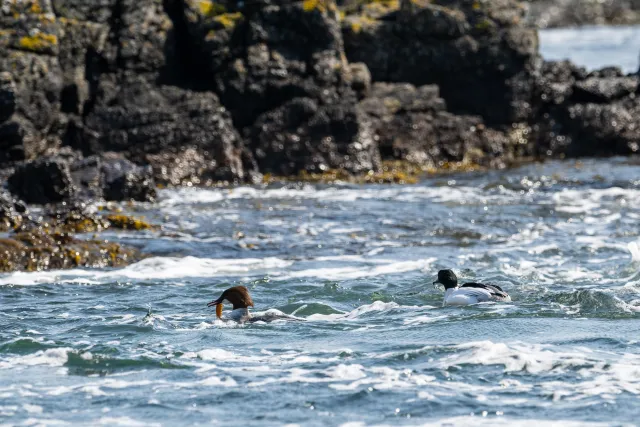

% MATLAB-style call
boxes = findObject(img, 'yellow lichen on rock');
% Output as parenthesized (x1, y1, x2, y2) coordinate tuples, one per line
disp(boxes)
(303, 0, 328, 13)
(18, 32, 58, 53)
(213, 12, 243, 29)
(106, 214, 153, 231)
(29, 1, 42, 14)
(195, 0, 227, 17)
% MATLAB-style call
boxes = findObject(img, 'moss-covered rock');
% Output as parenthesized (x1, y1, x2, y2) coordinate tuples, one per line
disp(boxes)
(0, 229, 142, 272)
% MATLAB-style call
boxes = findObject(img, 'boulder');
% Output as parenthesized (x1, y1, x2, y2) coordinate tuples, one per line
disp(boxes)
(533, 61, 640, 157)
(526, 0, 640, 28)
(248, 96, 380, 175)
(0, 229, 143, 272)
(102, 155, 157, 202)
(0, 191, 27, 231)
(360, 82, 534, 168)
(71, 75, 247, 184)
(7, 157, 77, 204)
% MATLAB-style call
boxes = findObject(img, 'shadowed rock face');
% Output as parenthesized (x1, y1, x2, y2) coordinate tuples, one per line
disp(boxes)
(359, 82, 534, 169)
(0, 0, 639, 208)
(342, 0, 540, 126)
(169, 0, 382, 175)
(526, 0, 640, 28)
(533, 62, 640, 157)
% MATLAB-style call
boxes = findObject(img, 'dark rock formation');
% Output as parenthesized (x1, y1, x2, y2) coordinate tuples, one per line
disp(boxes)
(8, 156, 77, 204)
(342, 0, 540, 126)
(0, 190, 27, 231)
(534, 61, 640, 157)
(1, 0, 639, 205)
(102, 155, 157, 202)
(73, 76, 247, 185)
(0, 229, 143, 272)
(526, 0, 640, 28)
(171, 0, 381, 175)
(0, 201, 153, 272)
(360, 82, 534, 168)
(7, 152, 156, 204)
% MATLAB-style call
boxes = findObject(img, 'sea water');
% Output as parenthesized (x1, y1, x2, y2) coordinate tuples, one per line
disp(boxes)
(2, 26, 640, 427)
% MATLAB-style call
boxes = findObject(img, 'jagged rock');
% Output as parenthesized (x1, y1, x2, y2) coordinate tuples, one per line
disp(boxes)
(342, 0, 539, 126)
(7, 157, 77, 204)
(572, 77, 638, 104)
(360, 82, 533, 167)
(248, 96, 380, 175)
(534, 61, 640, 157)
(6, 152, 157, 204)
(102, 155, 157, 202)
(71, 75, 247, 183)
(169, 0, 380, 174)
(526, 0, 640, 28)
(0, 191, 27, 231)
(0, 1, 65, 163)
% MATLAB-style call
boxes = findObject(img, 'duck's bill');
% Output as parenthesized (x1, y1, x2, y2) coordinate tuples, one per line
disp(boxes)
(207, 299, 224, 318)
(433, 280, 442, 285)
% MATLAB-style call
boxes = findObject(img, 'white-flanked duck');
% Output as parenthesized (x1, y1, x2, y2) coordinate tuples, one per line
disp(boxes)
(207, 286, 303, 323)
(433, 269, 511, 306)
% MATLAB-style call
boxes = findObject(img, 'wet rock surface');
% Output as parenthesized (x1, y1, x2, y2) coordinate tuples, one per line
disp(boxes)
(0, 0, 637, 206)
(0, 198, 150, 272)
(533, 61, 640, 157)
(526, 0, 640, 28)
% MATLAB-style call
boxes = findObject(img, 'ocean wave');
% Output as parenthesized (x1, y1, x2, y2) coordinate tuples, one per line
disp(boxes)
(541, 289, 640, 315)
(0, 254, 436, 286)
(0, 348, 73, 369)
(157, 184, 516, 207)
(0, 256, 293, 286)
(279, 258, 436, 281)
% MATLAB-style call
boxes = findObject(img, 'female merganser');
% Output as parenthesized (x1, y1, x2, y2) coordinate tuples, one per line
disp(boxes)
(433, 269, 511, 306)
(207, 286, 303, 323)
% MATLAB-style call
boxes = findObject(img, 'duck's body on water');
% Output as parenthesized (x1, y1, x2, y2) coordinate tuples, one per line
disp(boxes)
(207, 286, 302, 323)
(434, 269, 511, 306)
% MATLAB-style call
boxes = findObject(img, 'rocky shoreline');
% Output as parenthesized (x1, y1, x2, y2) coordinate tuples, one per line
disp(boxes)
(1, 0, 639, 271)
(526, 0, 640, 28)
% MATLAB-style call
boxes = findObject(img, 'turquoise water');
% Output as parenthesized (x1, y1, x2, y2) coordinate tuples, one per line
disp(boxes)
(2, 158, 640, 426)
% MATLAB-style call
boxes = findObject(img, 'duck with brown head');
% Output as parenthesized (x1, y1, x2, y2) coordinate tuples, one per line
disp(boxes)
(207, 286, 254, 323)
(207, 286, 303, 323)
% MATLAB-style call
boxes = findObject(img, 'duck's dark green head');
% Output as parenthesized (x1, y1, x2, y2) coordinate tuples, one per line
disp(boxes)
(434, 269, 458, 289)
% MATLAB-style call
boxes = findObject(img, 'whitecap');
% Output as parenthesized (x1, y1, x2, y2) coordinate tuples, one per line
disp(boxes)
(0, 256, 293, 286)
(0, 348, 72, 369)
(279, 258, 436, 281)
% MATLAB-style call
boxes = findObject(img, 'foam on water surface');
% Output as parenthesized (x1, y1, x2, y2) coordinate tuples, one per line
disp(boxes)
(3, 158, 640, 425)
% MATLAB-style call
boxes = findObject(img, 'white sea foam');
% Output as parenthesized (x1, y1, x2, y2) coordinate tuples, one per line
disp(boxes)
(280, 258, 436, 281)
(158, 184, 514, 207)
(307, 301, 421, 322)
(628, 241, 640, 262)
(341, 418, 619, 427)
(0, 348, 72, 369)
(0, 254, 435, 285)
(0, 256, 293, 286)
